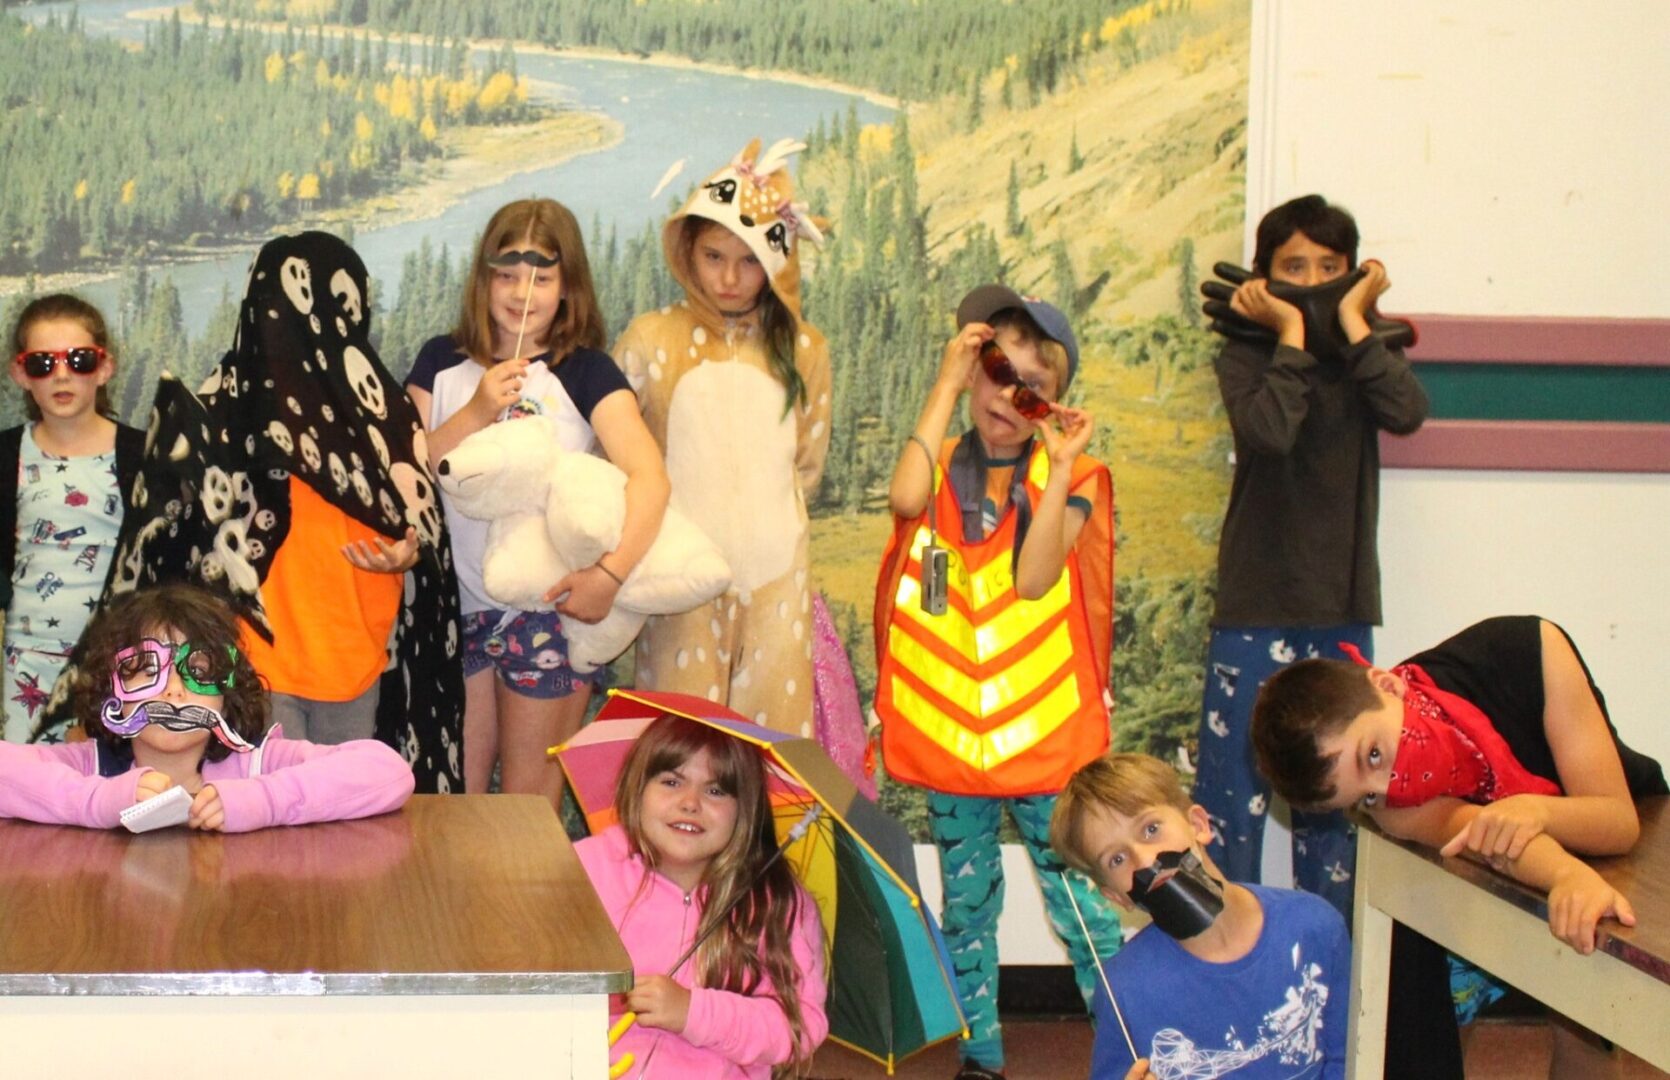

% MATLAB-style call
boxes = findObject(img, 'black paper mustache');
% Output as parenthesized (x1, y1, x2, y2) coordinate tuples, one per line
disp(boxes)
(487, 249, 561, 269)
(1128, 847, 1226, 940)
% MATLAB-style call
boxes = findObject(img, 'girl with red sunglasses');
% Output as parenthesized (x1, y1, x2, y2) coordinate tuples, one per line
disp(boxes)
(1, 294, 144, 744)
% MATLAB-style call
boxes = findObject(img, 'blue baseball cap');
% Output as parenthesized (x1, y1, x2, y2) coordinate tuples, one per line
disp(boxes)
(956, 284, 1079, 391)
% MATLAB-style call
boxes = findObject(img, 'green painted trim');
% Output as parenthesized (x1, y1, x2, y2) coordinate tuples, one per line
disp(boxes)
(1412, 363, 1670, 423)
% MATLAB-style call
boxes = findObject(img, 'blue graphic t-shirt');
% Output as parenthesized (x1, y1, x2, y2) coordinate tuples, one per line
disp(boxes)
(1092, 884, 1349, 1080)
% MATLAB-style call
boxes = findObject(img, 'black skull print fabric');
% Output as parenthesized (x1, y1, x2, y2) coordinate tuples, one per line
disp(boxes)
(97, 232, 463, 791)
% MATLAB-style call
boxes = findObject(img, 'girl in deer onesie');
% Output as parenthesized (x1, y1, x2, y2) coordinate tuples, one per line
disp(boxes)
(613, 139, 831, 737)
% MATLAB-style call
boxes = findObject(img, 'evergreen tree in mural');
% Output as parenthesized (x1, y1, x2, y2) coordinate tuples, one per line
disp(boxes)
(0, 10, 534, 274)
(204, 0, 1126, 102)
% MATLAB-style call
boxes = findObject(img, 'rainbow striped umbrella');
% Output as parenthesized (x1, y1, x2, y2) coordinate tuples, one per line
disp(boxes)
(555, 688, 967, 1072)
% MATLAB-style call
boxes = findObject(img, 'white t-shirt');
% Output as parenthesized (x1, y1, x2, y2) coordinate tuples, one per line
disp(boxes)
(405, 336, 628, 614)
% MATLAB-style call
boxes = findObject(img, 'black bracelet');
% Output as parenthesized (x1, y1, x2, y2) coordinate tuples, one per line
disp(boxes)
(595, 559, 625, 586)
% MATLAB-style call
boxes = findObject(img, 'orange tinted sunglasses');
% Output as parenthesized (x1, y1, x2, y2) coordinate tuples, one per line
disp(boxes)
(978, 341, 1052, 420)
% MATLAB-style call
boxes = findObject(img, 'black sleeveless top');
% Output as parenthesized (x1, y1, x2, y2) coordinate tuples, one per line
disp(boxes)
(1404, 615, 1667, 799)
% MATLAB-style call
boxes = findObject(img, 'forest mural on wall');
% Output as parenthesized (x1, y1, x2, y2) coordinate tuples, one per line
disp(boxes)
(1, 0, 1248, 838)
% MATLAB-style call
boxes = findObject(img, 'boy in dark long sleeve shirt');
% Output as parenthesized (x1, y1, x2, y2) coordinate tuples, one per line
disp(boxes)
(1194, 194, 1428, 920)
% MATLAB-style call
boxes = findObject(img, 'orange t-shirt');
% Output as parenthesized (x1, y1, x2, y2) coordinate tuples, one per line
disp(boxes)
(240, 477, 403, 701)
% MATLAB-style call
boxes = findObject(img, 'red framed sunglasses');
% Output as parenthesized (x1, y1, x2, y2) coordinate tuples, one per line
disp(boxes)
(14, 346, 107, 378)
(978, 341, 1052, 420)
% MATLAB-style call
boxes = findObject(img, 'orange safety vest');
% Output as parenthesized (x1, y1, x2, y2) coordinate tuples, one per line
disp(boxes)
(873, 439, 1114, 797)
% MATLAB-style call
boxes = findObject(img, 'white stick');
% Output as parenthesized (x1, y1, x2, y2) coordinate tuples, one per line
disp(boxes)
(510, 268, 535, 362)
(1061, 871, 1139, 1064)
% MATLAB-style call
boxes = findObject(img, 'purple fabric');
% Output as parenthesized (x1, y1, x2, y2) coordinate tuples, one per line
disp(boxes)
(810, 592, 874, 800)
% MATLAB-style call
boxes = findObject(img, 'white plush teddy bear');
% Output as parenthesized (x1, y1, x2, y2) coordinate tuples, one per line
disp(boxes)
(436, 416, 732, 673)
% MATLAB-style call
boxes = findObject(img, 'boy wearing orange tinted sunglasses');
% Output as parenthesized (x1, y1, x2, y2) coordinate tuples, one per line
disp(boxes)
(874, 285, 1120, 1080)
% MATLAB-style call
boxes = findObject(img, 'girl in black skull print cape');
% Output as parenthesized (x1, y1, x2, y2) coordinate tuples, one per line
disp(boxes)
(100, 232, 463, 792)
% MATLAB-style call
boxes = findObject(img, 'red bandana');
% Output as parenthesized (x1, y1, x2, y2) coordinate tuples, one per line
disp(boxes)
(1337, 643, 1561, 808)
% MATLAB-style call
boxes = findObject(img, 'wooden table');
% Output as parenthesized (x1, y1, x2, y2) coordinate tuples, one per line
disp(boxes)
(1347, 797, 1670, 1077)
(0, 795, 631, 1078)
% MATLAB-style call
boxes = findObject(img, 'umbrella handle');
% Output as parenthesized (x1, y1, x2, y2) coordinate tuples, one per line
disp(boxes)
(608, 1011, 637, 1077)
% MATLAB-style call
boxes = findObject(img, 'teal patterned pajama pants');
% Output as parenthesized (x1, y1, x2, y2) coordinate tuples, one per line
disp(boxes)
(927, 789, 1124, 1071)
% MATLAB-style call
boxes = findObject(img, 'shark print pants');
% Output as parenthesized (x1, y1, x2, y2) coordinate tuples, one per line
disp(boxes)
(928, 789, 1124, 1071)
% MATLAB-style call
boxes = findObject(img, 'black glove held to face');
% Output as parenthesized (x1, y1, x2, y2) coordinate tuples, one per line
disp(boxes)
(1201, 261, 1418, 355)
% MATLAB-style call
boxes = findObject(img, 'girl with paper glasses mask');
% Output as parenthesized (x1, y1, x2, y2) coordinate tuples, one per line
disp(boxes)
(0, 585, 414, 832)
(1, 294, 144, 744)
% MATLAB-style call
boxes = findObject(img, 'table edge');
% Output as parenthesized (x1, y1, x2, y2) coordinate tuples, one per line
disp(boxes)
(0, 970, 634, 996)
(1356, 821, 1668, 982)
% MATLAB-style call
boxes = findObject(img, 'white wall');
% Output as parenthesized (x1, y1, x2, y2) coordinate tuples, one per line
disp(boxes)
(1379, 469, 1670, 767)
(1247, 1, 1670, 318)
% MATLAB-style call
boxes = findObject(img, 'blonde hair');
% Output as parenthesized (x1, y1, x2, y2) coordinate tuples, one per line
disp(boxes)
(455, 199, 605, 365)
(615, 715, 813, 1075)
(10, 293, 116, 422)
(1050, 753, 1193, 883)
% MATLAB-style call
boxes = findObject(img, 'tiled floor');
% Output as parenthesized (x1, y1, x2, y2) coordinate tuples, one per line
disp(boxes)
(806, 1017, 1669, 1079)
(1462, 1020, 1667, 1080)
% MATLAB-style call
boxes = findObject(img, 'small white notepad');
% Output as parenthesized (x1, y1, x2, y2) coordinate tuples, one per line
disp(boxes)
(119, 785, 192, 834)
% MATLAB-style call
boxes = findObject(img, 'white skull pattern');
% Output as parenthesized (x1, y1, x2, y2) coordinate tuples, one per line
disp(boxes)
(331, 268, 363, 326)
(390, 462, 441, 547)
(200, 466, 235, 524)
(327, 452, 348, 494)
(267, 420, 293, 456)
(280, 257, 313, 314)
(212, 518, 261, 594)
(344, 346, 386, 419)
(298, 432, 322, 473)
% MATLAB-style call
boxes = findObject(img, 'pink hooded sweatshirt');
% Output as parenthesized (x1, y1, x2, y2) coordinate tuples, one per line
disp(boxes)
(0, 730, 415, 832)
(575, 825, 829, 1079)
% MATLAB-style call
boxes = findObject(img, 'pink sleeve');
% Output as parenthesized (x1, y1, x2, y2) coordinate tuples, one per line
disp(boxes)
(680, 886, 829, 1067)
(0, 741, 137, 828)
(209, 737, 415, 833)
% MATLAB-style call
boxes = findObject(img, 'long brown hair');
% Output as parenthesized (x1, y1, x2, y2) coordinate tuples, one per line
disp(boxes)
(454, 198, 606, 365)
(10, 293, 117, 422)
(675, 218, 806, 413)
(615, 714, 813, 1075)
(72, 585, 269, 763)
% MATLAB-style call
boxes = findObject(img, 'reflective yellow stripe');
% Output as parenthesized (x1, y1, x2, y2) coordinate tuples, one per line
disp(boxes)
(907, 526, 1069, 616)
(894, 572, 1071, 665)
(963, 550, 1069, 619)
(902, 529, 1071, 648)
(889, 618, 1075, 715)
(888, 671, 1083, 771)
(1028, 451, 1052, 490)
